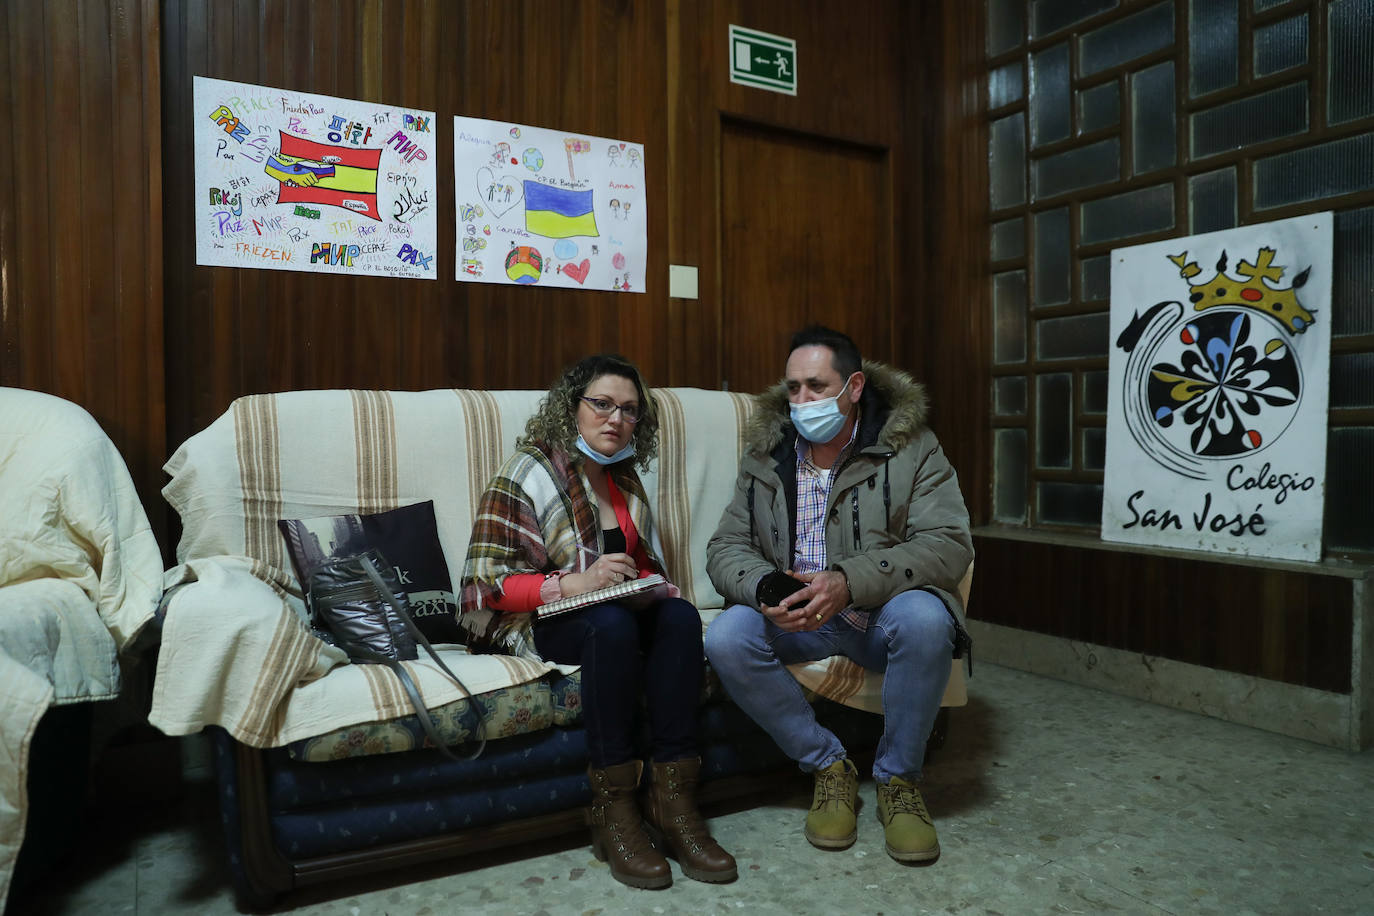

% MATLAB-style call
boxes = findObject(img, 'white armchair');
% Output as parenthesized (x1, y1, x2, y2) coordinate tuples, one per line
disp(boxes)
(0, 388, 162, 908)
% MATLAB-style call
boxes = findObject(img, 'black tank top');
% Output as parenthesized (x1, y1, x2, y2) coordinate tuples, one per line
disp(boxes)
(602, 526, 627, 555)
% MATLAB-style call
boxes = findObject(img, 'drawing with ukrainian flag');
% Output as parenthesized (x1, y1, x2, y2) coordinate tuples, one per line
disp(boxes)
(453, 115, 646, 291)
(193, 76, 438, 280)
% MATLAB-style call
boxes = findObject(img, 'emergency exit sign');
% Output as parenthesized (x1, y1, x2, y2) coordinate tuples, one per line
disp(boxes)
(729, 25, 797, 96)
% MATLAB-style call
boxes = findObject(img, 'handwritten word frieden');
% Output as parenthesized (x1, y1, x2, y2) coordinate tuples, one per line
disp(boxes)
(235, 242, 291, 261)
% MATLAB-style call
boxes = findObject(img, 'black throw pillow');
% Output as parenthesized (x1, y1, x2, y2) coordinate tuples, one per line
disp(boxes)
(277, 500, 465, 645)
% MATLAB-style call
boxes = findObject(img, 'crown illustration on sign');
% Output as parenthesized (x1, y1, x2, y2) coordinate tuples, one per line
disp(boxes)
(1166, 247, 1314, 334)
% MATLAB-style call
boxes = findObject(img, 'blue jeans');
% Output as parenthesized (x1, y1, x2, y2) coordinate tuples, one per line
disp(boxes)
(534, 597, 703, 769)
(703, 588, 954, 783)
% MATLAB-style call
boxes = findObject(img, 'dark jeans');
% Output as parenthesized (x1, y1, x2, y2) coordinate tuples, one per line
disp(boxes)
(533, 596, 703, 769)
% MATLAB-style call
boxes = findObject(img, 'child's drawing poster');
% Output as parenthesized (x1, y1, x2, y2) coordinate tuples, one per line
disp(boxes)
(194, 76, 438, 279)
(453, 116, 646, 292)
(1102, 213, 1332, 562)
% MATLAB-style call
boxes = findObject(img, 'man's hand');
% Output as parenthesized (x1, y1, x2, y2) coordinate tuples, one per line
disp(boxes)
(780, 570, 850, 631)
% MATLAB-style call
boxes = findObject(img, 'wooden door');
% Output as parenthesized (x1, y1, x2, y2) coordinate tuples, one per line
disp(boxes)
(719, 121, 890, 393)
(670, 0, 910, 394)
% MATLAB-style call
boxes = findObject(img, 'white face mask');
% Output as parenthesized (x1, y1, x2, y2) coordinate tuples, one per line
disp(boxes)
(575, 434, 636, 466)
(789, 376, 854, 443)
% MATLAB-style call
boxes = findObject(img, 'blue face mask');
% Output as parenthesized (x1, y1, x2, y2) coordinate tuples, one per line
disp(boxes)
(576, 434, 636, 466)
(789, 376, 854, 444)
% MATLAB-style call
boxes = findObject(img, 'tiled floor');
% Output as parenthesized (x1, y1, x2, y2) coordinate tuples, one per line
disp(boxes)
(11, 663, 1374, 915)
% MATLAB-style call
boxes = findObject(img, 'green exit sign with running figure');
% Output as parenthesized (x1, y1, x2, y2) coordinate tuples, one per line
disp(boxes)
(729, 25, 797, 96)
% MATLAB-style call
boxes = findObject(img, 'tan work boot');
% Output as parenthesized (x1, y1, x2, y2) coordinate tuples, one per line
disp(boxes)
(803, 758, 858, 849)
(587, 761, 672, 889)
(644, 757, 738, 883)
(876, 776, 940, 862)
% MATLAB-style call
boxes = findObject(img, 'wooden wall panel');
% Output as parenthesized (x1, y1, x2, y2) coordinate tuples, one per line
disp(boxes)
(0, 0, 165, 540)
(162, 0, 678, 453)
(903, 0, 991, 514)
(972, 536, 1355, 693)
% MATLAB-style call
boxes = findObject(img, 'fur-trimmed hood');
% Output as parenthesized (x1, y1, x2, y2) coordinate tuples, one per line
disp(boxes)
(743, 359, 930, 456)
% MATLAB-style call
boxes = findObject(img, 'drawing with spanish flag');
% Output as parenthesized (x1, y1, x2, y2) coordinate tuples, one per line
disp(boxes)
(266, 133, 383, 222)
(194, 75, 437, 280)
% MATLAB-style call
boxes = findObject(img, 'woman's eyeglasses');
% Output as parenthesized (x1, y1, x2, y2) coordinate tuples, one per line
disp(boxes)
(580, 396, 641, 423)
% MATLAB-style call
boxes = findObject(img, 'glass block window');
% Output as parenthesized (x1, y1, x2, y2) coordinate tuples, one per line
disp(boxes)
(1034, 138, 1121, 198)
(994, 270, 1029, 363)
(1078, 2, 1175, 77)
(1033, 207, 1073, 304)
(1191, 82, 1309, 160)
(1033, 0, 1119, 39)
(1189, 166, 1238, 233)
(1036, 372, 1073, 468)
(995, 375, 1029, 414)
(1078, 80, 1121, 133)
(1082, 426, 1108, 469)
(990, 115, 1028, 209)
(1189, 0, 1239, 97)
(992, 216, 1027, 260)
(1031, 43, 1073, 147)
(1082, 369, 1109, 413)
(1132, 62, 1177, 173)
(1080, 184, 1175, 244)
(994, 428, 1030, 522)
(1081, 255, 1111, 301)
(982, 0, 1374, 552)
(1328, 0, 1374, 125)
(990, 61, 1025, 109)
(1253, 13, 1308, 77)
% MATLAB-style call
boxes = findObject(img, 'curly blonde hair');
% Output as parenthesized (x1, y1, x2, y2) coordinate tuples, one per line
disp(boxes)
(518, 353, 660, 471)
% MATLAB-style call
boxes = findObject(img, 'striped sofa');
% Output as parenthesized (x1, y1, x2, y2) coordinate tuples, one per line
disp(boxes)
(151, 387, 966, 905)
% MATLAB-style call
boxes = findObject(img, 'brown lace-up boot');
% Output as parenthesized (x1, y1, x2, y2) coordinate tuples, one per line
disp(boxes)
(644, 757, 738, 883)
(587, 761, 672, 889)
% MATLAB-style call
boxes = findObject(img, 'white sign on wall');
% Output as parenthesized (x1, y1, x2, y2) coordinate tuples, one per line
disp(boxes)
(1102, 213, 1333, 562)
(193, 76, 439, 279)
(453, 116, 646, 292)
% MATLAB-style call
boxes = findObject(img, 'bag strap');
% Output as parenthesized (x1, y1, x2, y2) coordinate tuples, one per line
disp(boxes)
(358, 554, 488, 761)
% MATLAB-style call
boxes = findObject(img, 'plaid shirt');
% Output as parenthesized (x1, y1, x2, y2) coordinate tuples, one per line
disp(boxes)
(793, 413, 869, 630)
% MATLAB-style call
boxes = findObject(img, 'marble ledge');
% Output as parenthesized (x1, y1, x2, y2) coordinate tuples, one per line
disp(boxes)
(967, 619, 1365, 751)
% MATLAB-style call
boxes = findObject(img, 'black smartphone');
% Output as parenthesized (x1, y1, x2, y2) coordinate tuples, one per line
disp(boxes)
(757, 571, 808, 608)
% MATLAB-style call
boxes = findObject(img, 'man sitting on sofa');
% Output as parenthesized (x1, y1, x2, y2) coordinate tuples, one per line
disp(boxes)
(703, 325, 973, 863)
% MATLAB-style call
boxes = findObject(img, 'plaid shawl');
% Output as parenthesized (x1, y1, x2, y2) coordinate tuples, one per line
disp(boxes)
(459, 442, 667, 658)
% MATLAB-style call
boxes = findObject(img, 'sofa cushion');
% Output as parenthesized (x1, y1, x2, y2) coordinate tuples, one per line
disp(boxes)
(278, 500, 464, 646)
(284, 671, 583, 762)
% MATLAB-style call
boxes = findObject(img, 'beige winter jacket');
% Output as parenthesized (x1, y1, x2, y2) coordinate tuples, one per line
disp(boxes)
(706, 361, 974, 625)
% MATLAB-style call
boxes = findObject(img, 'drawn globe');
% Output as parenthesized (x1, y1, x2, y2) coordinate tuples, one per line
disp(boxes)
(505, 245, 543, 285)
(522, 148, 544, 172)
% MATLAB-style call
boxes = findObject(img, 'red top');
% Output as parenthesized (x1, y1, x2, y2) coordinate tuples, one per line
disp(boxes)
(488, 474, 656, 613)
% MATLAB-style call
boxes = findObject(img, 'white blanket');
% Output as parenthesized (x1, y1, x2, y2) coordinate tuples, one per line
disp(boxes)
(148, 388, 750, 747)
(0, 388, 163, 909)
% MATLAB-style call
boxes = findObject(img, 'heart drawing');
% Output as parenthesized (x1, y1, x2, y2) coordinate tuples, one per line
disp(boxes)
(562, 259, 591, 284)
(476, 167, 524, 217)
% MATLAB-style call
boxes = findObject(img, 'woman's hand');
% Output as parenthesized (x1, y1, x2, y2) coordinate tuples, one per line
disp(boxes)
(560, 553, 638, 597)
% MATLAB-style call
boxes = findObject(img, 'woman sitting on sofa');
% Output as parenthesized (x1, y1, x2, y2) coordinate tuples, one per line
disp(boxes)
(458, 353, 736, 890)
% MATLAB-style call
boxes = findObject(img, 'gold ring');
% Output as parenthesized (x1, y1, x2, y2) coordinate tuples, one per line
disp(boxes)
(815, 613, 823, 622)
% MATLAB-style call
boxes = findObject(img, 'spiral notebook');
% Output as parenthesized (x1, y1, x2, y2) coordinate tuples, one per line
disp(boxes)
(535, 573, 668, 621)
